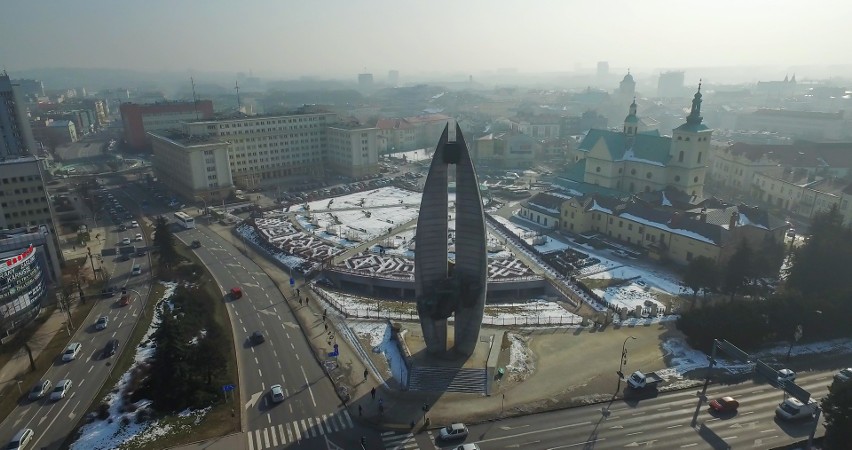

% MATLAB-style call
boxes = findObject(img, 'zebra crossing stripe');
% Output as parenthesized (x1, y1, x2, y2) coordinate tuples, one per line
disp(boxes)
(293, 420, 301, 441)
(300, 419, 309, 437)
(262, 427, 270, 448)
(254, 430, 262, 449)
(270, 425, 278, 447)
(278, 424, 286, 445)
(342, 410, 354, 428)
(247, 430, 255, 450)
(321, 413, 333, 434)
(308, 417, 320, 436)
(286, 422, 294, 442)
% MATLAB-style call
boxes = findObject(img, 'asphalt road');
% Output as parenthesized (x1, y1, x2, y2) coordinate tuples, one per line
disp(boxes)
(116, 181, 386, 450)
(0, 195, 153, 450)
(415, 370, 831, 450)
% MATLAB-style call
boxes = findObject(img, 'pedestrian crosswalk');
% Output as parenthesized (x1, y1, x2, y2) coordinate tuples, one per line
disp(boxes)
(247, 410, 354, 450)
(381, 431, 420, 450)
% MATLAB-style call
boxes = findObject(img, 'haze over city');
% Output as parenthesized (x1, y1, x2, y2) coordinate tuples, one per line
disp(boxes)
(3, 0, 852, 83)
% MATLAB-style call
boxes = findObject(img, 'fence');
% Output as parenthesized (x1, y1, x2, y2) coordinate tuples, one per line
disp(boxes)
(312, 285, 582, 326)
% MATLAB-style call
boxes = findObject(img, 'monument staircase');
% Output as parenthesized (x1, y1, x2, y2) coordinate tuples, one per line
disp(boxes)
(407, 366, 487, 394)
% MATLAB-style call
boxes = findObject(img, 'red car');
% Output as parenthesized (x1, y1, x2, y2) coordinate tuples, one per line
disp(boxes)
(709, 396, 740, 413)
(230, 287, 243, 300)
(119, 294, 131, 306)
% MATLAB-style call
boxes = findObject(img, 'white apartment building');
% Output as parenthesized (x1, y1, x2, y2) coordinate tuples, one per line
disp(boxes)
(149, 132, 234, 202)
(0, 157, 56, 231)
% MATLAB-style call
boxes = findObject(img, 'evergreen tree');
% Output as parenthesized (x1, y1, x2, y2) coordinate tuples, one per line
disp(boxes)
(723, 241, 752, 301)
(682, 256, 717, 308)
(146, 306, 192, 411)
(787, 206, 852, 297)
(822, 377, 852, 448)
(154, 216, 179, 271)
(193, 324, 228, 386)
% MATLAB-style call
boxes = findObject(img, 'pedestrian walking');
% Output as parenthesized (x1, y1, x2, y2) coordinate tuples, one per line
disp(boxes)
(296, 288, 300, 295)
(298, 297, 303, 306)
(363, 369, 368, 381)
(371, 387, 376, 400)
(324, 323, 328, 331)
(358, 405, 362, 416)
(305, 296, 309, 305)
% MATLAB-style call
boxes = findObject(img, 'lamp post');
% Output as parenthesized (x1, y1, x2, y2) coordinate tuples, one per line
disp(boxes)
(618, 336, 637, 381)
(786, 324, 803, 362)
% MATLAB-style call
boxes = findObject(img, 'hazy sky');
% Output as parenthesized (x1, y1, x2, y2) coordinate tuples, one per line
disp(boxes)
(2, 0, 850, 78)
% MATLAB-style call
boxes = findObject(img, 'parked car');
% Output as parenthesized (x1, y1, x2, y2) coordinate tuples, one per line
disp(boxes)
(49, 379, 72, 401)
(28, 380, 52, 401)
(103, 339, 120, 358)
(270, 384, 285, 403)
(438, 423, 469, 441)
(709, 396, 739, 413)
(453, 445, 480, 450)
(95, 316, 108, 330)
(834, 368, 852, 383)
(61, 342, 82, 362)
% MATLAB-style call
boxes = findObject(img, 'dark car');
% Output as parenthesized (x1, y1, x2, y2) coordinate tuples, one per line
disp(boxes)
(250, 331, 265, 345)
(103, 339, 119, 357)
(190, 240, 201, 249)
(101, 286, 116, 298)
(709, 396, 739, 413)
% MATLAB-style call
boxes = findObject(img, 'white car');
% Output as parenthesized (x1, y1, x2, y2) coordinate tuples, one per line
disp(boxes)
(834, 368, 852, 383)
(438, 423, 469, 441)
(95, 316, 108, 330)
(135, 233, 143, 241)
(130, 220, 139, 228)
(61, 342, 82, 362)
(49, 379, 72, 401)
(270, 384, 285, 403)
(131, 265, 142, 276)
(7, 428, 34, 450)
(777, 368, 796, 383)
(121, 237, 131, 245)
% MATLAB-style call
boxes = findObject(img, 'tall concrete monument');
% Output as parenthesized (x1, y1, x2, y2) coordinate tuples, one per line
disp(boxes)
(414, 124, 487, 357)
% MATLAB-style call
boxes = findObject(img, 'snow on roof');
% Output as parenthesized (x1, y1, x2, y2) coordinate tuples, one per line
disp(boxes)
(618, 148, 667, 167)
(589, 200, 613, 215)
(661, 191, 673, 207)
(620, 212, 716, 245)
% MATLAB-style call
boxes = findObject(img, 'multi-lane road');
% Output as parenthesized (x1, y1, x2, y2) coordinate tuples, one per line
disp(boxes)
(0, 198, 153, 450)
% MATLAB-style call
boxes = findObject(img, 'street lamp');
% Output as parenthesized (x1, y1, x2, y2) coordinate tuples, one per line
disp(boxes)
(618, 336, 637, 380)
(786, 325, 803, 362)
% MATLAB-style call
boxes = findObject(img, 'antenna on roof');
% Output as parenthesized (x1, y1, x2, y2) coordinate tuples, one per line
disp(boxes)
(190, 77, 199, 120)
(235, 80, 241, 112)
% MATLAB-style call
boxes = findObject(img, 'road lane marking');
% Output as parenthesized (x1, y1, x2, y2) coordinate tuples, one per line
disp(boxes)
(291, 343, 295, 349)
(270, 424, 278, 446)
(258, 369, 262, 378)
(278, 424, 287, 444)
(680, 444, 698, 448)
(293, 420, 301, 441)
(760, 429, 775, 433)
(626, 431, 643, 436)
(478, 421, 592, 443)
(302, 366, 316, 407)
(295, 354, 300, 361)
(631, 412, 646, 416)
(667, 424, 683, 429)
(267, 414, 271, 424)
(88, 366, 94, 373)
(263, 427, 270, 448)
(247, 431, 254, 450)
(546, 438, 605, 449)
(657, 407, 670, 411)
(254, 357, 259, 364)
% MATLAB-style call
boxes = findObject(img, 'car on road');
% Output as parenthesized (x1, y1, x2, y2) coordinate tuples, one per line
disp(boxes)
(190, 240, 201, 249)
(118, 253, 130, 262)
(708, 396, 739, 413)
(103, 339, 119, 358)
(6, 428, 34, 450)
(49, 379, 72, 401)
(130, 220, 138, 228)
(101, 286, 116, 298)
(835, 368, 852, 383)
(61, 342, 82, 362)
(95, 316, 108, 330)
(131, 265, 142, 276)
(28, 380, 51, 401)
(438, 423, 469, 441)
(777, 368, 796, 383)
(136, 250, 146, 257)
(117, 224, 127, 231)
(135, 233, 143, 241)
(119, 294, 132, 306)
(230, 287, 243, 300)
(250, 331, 265, 345)
(121, 237, 131, 245)
(453, 445, 480, 450)
(270, 384, 285, 403)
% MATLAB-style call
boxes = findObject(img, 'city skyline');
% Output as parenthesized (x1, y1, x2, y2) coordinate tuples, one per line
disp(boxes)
(2, 0, 851, 81)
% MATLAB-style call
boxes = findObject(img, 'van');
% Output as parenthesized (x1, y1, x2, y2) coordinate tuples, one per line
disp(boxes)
(7, 428, 34, 450)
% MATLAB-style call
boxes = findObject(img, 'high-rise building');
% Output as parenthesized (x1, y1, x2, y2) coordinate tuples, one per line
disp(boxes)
(120, 100, 214, 150)
(0, 73, 38, 157)
(0, 157, 57, 232)
(150, 132, 234, 203)
(657, 71, 686, 98)
(358, 73, 374, 90)
(388, 70, 400, 86)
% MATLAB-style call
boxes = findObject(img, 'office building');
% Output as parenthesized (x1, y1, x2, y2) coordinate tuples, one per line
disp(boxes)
(0, 244, 48, 334)
(326, 122, 379, 178)
(0, 157, 57, 232)
(1, 73, 37, 157)
(150, 132, 234, 203)
(657, 71, 685, 98)
(120, 100, 214, 150)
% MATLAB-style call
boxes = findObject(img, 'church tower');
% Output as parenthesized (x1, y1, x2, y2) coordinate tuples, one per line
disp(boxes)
(619, 70, 636, 99)
(623, 98, 639, 137)
(668, 82, 711, 198)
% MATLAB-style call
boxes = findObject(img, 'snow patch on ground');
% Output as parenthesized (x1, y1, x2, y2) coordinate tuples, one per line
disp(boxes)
(505, 333, 534, 381)
(350, 321, 407, 382)
(70, 282, 212, 450)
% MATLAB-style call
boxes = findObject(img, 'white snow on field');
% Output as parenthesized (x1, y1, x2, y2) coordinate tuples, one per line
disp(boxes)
(292, 187, 422, 212)
(390, 148, 434, 162)
(505, 333, 534, 381)
(71, 282, 214, 450)
(529, 236, 573, 254)
(585, 264, 686, 296)
(492, 215, 536, 238)
(350, 321, 407, 381)
(594, 284, 665, 313)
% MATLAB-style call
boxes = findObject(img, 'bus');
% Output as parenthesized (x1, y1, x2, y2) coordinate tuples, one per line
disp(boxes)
(173, 212, 196, 229)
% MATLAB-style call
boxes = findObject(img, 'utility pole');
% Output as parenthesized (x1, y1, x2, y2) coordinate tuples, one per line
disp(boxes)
(87, 247, 97, 280)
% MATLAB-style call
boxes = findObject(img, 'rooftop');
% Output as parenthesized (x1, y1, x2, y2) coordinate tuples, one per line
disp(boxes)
(149, 131, 224, 147)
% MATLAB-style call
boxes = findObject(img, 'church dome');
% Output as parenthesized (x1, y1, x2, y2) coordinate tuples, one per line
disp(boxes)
(622, 73, 634, 83)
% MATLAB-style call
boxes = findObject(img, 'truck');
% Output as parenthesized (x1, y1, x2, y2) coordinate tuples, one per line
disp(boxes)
(775, 397, 818, 421)
(627, 370, 664, 390)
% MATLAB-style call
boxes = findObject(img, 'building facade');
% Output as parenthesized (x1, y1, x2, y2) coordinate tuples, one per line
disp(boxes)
(0, 73, 38, 157)
(326, 123, 379, 178)
(120, 100, 214, 150)
(376, 114, 453, 153)
(736, 109, 847, 141)
(568, 89, 711, 199)
(150, 132, 234, 202)
(0, 244, 48, 333)
(183, 111, 338, 189)
(0, 157, 56, 232)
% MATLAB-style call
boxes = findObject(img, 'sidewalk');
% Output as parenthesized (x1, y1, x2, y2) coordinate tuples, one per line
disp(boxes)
(0, 305, 76, 389)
